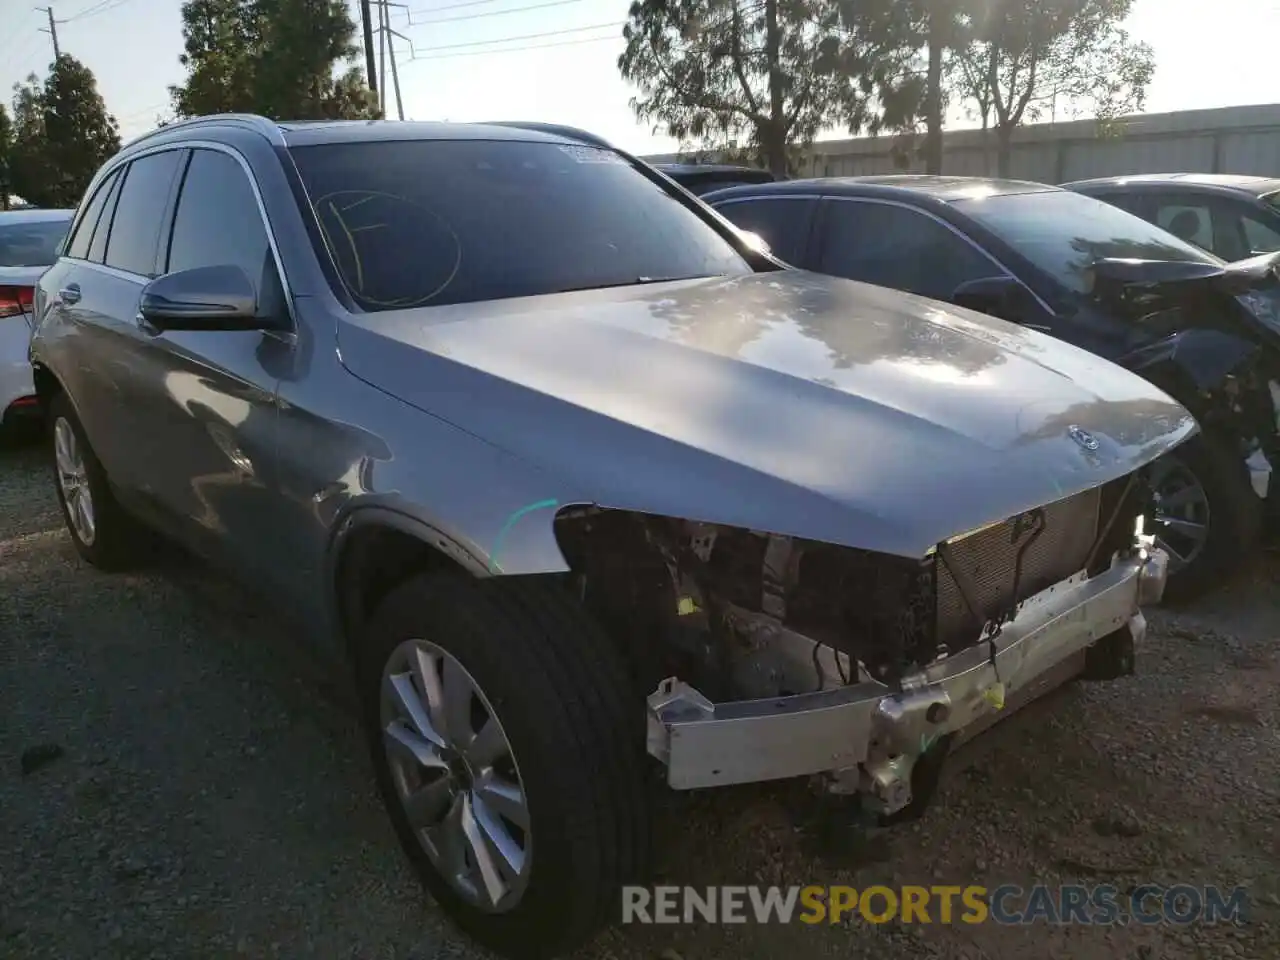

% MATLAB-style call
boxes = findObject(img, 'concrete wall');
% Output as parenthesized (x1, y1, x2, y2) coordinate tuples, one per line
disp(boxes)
(641, 103, 1280, 183)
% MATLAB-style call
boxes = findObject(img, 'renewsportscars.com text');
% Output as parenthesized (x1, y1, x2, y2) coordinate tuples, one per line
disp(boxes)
(621, 884, 1250, 926)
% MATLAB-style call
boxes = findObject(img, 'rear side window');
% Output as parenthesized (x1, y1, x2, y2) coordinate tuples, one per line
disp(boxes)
(0, 217, 72, 267)
(713, 197, 815, 263)
(65, 170, 118, 260)
(104, 150, 185, 277)
(287, 138, 752, 312)
(87, 172, 125, 264)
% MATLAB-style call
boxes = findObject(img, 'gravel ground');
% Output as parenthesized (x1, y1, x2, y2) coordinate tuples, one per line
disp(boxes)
(2, 433, 1278, 960)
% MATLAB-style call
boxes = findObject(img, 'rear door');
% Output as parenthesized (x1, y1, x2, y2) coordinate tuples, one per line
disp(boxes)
(39, 150, 187, 484)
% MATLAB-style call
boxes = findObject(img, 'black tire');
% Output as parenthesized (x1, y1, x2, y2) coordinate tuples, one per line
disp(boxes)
(1154, 429, 1261, 601)
(48, 391, 150, 570)
(357, 571, 652, 959)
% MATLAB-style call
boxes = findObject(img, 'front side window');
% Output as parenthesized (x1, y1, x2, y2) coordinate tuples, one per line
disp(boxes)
(714, 197, 814, 264)
(164, 148, 284, 316)
(166, 149, 272, 281)
(104, 150, 186, 277)
(816, 199, 1004, 301)
(287, 138, 753, 312)
(0, 216, 72, 267)
(1153, 201, 1214, 251)
(957, 189, 1219, 295)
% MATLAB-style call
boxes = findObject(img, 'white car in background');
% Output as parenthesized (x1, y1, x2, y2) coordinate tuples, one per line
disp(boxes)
(1, 208, 74, 437)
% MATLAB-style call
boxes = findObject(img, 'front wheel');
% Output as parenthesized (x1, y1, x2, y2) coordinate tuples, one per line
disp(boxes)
(1148, 430, 1261, 601)
(357, 572, 652, 959)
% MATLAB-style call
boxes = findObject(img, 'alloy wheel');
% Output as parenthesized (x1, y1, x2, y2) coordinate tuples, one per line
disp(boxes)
(380, 638, 532, 912)
(54, 416, 96, 547)
(1148, 455, 1210, 573)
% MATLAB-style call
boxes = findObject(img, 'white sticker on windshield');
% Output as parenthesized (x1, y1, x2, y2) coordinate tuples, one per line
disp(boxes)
(557, 144, 627, 164)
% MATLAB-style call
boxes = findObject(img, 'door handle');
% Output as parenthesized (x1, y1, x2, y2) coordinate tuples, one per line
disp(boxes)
(58, 284, 81, 305)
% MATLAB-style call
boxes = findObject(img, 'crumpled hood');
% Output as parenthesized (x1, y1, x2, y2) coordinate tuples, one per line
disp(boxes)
(335, 270, 1196, 557)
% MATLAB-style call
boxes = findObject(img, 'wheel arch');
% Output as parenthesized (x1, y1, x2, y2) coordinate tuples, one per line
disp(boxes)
(30, 361, 64, 414)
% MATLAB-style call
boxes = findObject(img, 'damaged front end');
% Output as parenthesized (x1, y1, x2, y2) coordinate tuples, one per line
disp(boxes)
(555, 471, 1168, 820)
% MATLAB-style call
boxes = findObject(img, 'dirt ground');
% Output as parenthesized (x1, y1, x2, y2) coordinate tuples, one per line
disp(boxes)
(2, 435, 1277, 960)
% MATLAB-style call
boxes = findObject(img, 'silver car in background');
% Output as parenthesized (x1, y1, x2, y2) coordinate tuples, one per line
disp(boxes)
(29, 115, 1181, 959)
(0, 208, 73, 435)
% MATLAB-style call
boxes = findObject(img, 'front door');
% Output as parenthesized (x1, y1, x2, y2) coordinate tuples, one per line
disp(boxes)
(105, 146, 293, 589)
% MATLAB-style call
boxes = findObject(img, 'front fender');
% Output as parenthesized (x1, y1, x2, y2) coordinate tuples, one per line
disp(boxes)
(1118, 328, 1259, 395)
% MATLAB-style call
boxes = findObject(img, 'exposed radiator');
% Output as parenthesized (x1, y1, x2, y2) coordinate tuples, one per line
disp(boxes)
(935, 486, 1103, 653)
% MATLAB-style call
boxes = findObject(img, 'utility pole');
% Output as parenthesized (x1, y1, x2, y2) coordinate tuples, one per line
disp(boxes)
(377, 0, 388, 116)
(36, 6, 60, 59)
(374, 0, 409, 121)
(360, 0, 378, 97)
(387, 27, 404, 122)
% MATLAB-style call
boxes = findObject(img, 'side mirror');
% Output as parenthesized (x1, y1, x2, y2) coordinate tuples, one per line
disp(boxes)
(950, 275, 1030, 323)
(139, 264, 283, 332)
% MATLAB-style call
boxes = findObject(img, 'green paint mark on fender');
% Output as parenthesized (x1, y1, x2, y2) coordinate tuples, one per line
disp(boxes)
(488, 498, 560, 574)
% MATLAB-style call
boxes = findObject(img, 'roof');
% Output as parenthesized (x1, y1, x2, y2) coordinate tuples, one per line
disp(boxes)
(0, 207, 76, 223)
(1064, 173, 1280, 197)
(276, 119, 593, 148)
(704, 175, 1060, 204)
(653, 163, 771, 176)
(125, 115, 614, 152)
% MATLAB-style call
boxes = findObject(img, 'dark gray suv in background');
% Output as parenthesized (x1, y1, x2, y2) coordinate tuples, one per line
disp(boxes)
(30, 115, 1180, 958)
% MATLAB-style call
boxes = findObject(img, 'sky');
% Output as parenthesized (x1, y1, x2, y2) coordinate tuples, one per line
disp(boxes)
(0, 0, 1277, 156)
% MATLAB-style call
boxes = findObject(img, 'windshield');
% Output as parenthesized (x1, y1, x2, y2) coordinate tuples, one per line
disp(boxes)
(955, 190, 1219, 295)
(288, 139, 753, 312)
(0, 217, 71, 268)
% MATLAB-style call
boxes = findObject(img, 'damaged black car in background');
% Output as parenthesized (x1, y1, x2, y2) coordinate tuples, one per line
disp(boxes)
(706, 176, 1280, 598)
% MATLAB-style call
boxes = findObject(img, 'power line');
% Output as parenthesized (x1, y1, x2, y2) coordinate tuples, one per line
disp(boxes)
(407, 0, 585, 26)
(403, 20, 619, 53)
(0, 11, 38, 64)
(411, 32, 616, 61)
(397, 0, 513, 17)
(62, 0, 133, 23)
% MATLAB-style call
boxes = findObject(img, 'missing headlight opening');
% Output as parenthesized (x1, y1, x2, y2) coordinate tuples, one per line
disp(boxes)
(553, 473, 1149, 705)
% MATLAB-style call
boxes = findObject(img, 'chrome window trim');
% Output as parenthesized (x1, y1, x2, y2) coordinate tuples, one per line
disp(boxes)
(62, 139, 298, 334)
(819, 195, 1058, 319)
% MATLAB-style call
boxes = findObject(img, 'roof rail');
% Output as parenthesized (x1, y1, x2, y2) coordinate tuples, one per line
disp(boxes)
(124, 113, 286, 150)
(479, 121, 615, 150)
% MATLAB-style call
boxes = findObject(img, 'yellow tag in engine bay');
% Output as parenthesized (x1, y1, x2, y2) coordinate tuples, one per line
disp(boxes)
(982, 682, 1006, 710)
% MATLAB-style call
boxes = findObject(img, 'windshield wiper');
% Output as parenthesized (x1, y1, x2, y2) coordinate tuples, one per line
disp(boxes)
(548, 276, 703, 295)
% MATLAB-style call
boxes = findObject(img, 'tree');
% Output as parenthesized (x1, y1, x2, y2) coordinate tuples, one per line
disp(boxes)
(8, 55, 121, 208)
(619, 0, 918, 177)
(170, 0, 379, 120)
(950, 0, 1154, 176)
(169, 0, 260, 117)
(0, 104, 12, 210)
